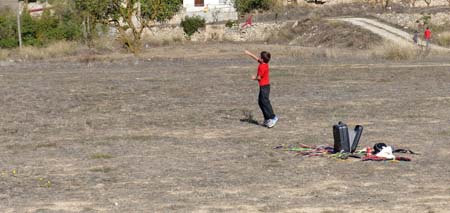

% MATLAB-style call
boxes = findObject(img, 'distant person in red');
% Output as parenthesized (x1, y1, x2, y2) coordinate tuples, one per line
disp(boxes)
(424, 27, 431, 48)
(244, 50, 278, 128)
(241, 15, 253, 28)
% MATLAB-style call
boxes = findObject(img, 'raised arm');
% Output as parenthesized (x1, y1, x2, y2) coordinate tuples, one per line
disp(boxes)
(244, 50, 260, 62)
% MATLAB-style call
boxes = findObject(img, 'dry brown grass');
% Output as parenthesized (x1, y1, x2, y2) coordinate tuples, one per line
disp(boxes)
(372, 42, 416, 60)
(5, 41, 81, 60)
(90, 36, 120, 53)
(436, 32, 450, 47)
(142, 35, 185, 47)
(0, 49, 9, 61)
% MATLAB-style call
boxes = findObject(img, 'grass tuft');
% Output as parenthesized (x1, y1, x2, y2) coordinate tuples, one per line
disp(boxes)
(91, 153, 113, 159)
(373, 42, 415, 61)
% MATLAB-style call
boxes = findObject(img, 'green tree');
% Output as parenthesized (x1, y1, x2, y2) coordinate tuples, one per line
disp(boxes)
(75, 0, 182, 54)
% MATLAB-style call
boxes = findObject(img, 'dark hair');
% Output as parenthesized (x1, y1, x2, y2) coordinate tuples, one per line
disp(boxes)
(260, 51, 271, 63)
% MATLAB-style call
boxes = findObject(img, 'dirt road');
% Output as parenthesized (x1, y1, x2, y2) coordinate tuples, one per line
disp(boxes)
(337, 17, 449, 51)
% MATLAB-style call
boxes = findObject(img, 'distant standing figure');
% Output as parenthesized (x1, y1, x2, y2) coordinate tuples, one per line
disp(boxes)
(424, 27, 431, 48)
(241, 15, 253, 28)
(413, 30, 418, 45)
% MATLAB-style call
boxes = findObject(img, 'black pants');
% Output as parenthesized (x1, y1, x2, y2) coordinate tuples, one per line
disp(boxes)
(258, 85, 275, 120)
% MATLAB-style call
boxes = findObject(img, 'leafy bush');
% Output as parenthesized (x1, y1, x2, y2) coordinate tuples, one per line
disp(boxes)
(0, 7, 82, 49)
(234, 0, 272, 14)
(225, 20, 236, 28)
(180, 16, 205, 37)
(0, 10, 18, 48)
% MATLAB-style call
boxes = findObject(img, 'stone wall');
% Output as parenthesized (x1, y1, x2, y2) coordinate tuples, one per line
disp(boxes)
(142, 22, 282, 44)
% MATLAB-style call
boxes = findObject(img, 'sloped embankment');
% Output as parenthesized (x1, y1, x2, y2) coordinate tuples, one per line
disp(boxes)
(267, 18, 383, 49)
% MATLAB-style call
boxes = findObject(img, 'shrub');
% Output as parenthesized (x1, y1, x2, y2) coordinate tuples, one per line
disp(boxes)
(0, 7, 83, 49)
(180, 16, 205, 37)
(234, 0, 272, 14)
(0, 9, 19, 48)
(377, 43, 414, 61)
(436, 32, 450, 47)
(225, 20, 236, 28)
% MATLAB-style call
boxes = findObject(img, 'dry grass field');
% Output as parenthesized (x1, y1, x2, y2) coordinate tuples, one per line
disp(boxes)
(1, 43, 450, 212)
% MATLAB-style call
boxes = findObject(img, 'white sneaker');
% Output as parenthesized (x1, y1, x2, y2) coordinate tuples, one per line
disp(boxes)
(266, 116, 278, 128)
(263, 119, 270, 126)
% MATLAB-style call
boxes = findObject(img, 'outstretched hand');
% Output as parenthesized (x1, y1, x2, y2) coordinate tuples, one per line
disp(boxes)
(244, 50, 259, 61)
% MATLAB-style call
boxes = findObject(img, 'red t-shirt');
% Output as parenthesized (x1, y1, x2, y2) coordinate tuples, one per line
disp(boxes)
(424, 29, 431, 40)
(257, 61, 270, 86)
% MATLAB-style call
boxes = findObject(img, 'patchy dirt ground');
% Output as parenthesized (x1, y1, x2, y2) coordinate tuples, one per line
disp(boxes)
(1, 43, 450, 212)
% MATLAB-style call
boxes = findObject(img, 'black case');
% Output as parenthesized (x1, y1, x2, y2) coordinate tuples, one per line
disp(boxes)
(350, 125, 363, 153)
(333, 122, 363, 153)
(333, 122, 350, 153)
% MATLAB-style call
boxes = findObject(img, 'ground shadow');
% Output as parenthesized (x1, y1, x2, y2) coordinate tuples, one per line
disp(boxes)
(239, 110, 260, 126)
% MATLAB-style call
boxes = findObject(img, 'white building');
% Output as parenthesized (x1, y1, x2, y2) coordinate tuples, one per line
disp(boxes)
(182, 0, 238, 23)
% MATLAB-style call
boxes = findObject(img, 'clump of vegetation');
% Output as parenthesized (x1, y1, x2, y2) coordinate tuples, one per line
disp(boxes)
(225, 20, 237, 28)
(11, 41, 80, 60)
(417, 13, 432, 26)
(0, 6, 82, 49)
(38, 177, 52, 188)
(0, 0, 183, 54)
(378, 43, 414, 61)
(234, 0, 273, 14)
(180, 16, 205, 37)
(91, 153, 113, 159)
(436, 32, 450, 47)
(0, 9, 18, 48)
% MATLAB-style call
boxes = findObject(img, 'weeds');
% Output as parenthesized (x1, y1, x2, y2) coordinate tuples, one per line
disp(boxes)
(436, 32, 450, 47)
(374, 42, 415, 61)
(38, 177, 52, 188)
(91, 153, 113, 159)
(7, 41, 81, 60)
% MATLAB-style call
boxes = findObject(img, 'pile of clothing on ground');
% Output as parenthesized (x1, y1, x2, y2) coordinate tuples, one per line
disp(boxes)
(274, 122, 419, 161)
(273, 142, 418, 161)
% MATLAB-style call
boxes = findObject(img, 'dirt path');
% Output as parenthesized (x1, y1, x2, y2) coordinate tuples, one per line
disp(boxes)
(336, 17, 449, 51)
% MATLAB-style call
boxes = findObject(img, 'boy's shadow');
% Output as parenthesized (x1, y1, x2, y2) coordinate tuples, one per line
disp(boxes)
(239, 110, 262, 126)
